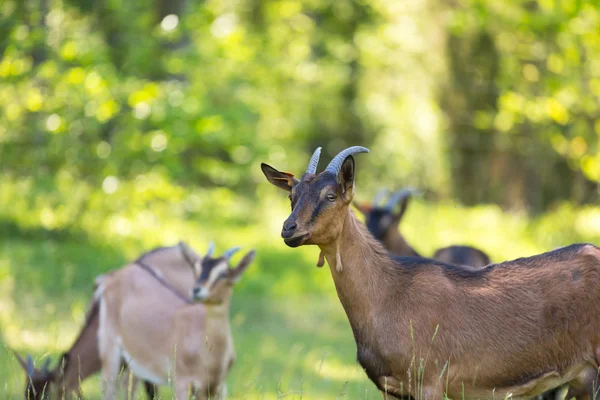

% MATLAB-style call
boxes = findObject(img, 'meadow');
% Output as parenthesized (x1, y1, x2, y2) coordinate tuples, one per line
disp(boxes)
(2, 0, 600, 397)
(2, 183, 599, 399)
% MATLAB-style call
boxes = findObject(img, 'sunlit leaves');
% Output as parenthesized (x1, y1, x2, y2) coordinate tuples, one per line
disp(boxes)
(546, 98, 569, 125)
(97, 99, 120, 122)
(195, 115, 224, 135)
(0, 0, 597, 234)
(0, 53, 32, 77)
(581, 155, 600, 181)
(25, 87, 43, 112)
(60, 41, 77, 61)
(452, 0, 600, 188)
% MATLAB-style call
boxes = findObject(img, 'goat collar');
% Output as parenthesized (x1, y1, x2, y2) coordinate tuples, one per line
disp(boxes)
(134, 259, 193, 305)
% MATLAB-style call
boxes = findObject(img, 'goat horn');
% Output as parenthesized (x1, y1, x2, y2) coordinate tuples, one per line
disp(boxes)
(224, 246, 241, 260)
(324, 146, 370, 176)
(373, 188, 389, 206)
(26, 354, 34, 376)
(206, 241, 215, 258)
(385, 188, 418, 211)
(306, 147, 322, 175)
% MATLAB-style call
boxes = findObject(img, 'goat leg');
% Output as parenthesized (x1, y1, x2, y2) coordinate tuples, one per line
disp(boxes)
(380, 391, 413, 400)
(143, 381, 157, 399)
(175, 380, 194, 400)
(124, 371, 141, 400)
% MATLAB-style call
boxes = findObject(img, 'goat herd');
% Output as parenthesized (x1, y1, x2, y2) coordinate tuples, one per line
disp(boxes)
(12, 145, 600, 400)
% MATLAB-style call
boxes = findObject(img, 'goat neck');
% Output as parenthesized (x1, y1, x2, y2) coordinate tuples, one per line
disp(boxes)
(383, 227, 420, 257)
(204, 301, 233, 355)
(61, 301, 102, 390)
(318, 211, 408, 335)
(136, 245, 197, 296)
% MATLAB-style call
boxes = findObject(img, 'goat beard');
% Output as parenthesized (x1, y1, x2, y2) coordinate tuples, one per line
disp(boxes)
(315, 246, 343, 272)
(316, 252, 325, 267)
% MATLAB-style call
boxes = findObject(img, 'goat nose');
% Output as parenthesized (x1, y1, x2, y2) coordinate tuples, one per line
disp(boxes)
(282, 220, 297, 238)
(192, 287, 204, 299)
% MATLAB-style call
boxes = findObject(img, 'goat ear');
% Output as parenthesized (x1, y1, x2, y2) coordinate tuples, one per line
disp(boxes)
(261, 164, 298, 192)
(26, 354, 34, 376)
(353, 201, 371, 216)
(338, 156, 355, 203)
(178, 241, 201, 275)
(228, 250, 256, 284)
(188, 259, 201, 277)
(393, 196, 411, 222)
(178, 241, 194, 260)
(94, 274, 107, 291)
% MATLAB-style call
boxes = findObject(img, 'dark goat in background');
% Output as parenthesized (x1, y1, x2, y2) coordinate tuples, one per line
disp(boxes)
(355, 188, 491, 267)
(433, 245, 491, 268)
(354, 189, 421, 257)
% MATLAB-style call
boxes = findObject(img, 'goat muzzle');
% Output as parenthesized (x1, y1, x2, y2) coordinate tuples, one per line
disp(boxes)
(191, 286, 209, 301)
(283, 232, 310, 248)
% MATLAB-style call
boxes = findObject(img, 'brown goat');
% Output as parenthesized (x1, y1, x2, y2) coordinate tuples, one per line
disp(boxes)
(262, 146, 600, 400)
(13, 276, 156, 400)
(357, 191, 557, 398)
(355, 189, 491, 268)
(354, 189, 421, 257)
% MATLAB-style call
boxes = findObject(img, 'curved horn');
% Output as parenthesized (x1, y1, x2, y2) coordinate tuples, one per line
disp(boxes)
(223, 246, 241, 260)
(324, 146, 370, 176)
(206, 241, 215, 258)
(373, 188, 389, 206)
(26, 354, 34, 376)
(385, 188, 417, 211)
(306, 147, 322, 175)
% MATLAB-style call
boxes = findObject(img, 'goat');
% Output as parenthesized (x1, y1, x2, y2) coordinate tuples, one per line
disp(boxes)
(262, 145, 600, 400)
(97, 241, 256, 399)
(354, 189, 421, 257)
(355, 189, 491, 267)
(358, 190, 554, 400)
(432, 245, 490, 268)
(12, 275, 157, 400)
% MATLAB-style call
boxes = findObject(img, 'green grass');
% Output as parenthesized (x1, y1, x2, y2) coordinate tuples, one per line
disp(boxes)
(1, 196, 600, 399)
(0, 235, 372, 399)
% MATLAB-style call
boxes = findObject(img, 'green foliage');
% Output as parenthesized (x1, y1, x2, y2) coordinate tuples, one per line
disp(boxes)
(444, 0, 600, 209)
(2, 0, 597, 213)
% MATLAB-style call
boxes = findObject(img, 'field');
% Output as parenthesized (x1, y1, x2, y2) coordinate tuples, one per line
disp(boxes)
(1, 194, 600, 399)
(2, 0, 600, 397)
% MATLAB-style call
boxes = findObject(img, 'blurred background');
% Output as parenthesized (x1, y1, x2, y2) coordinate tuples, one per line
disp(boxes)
(1, 0, 599, 398)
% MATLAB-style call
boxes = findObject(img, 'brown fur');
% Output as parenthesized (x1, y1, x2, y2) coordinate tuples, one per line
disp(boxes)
(262, 153, 600, 400)
(14, 275, 157, 400)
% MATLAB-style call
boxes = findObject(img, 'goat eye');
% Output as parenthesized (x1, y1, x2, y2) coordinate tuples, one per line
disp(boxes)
(326, 194, 336, 202)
